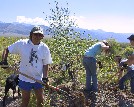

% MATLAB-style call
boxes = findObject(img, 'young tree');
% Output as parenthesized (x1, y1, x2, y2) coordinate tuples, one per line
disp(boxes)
(44, 1, 77, 38)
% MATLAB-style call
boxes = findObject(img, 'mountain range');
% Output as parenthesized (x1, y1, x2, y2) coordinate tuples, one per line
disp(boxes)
(0, 22, 132, 43)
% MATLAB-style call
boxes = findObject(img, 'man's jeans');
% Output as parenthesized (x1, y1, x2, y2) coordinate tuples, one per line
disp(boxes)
(83, 56, 98, 92)
(119, 70, 134, 93)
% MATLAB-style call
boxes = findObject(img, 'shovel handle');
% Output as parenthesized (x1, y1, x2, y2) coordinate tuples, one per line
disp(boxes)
(0, 65, 69, 96)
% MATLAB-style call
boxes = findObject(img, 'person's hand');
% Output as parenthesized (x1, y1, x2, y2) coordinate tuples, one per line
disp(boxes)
(97, 61, 103, 69)
(42, 77, 49, 85)
(0, 60, 8, 69)
(122, 63, 128, 69)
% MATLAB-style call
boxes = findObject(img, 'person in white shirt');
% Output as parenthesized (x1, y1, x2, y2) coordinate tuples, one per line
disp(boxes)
(119, 34, 134, 94)
(1, 26, 52, 107)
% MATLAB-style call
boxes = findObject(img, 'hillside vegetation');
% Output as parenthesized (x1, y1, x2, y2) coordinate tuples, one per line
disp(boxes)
(0, 36, 133, 106)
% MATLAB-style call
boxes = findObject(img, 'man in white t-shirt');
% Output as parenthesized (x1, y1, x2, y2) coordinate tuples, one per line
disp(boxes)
(0, 26, 53, 107)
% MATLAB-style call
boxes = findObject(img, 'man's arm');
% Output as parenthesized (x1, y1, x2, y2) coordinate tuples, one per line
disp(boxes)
(43, 64, 49, 78)
(125, 54, 134, 66)
(2, 48, 9, 61)
(42, 64, 49, 84)
(0, 48, 9, 69)
(102, 46, 109, 51)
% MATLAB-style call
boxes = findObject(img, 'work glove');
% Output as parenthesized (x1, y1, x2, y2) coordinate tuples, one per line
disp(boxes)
(122, 63, 128, 69)
(42, 77, 49, 85)
(97, 61, 103, 69)
(0, 60, 8, 69)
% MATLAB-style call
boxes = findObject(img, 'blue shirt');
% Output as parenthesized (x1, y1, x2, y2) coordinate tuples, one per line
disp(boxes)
(84, 42, 102, 58)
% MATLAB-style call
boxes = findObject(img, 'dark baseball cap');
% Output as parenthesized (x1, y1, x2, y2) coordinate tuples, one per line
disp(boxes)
(127, 34, 134, 40)
(31, 26, 43, 34)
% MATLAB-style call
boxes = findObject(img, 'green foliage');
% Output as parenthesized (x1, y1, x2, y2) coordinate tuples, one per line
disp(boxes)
(123, 47, 133, 58)
(45, 1, 77, 38)
(0, 34, 131, 106)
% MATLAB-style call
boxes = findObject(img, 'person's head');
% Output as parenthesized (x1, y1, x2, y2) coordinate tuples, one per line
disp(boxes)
(29, 26, 44, 43)
(127, 34, 134, 46)
(124, 50, 133, 58)
(102, 40, 110, 54)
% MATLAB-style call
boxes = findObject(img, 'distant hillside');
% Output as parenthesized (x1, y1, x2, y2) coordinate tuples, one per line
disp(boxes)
(75, 28, 132, 43)
(0, 22, 49, 36)
(0, 22, 131, 43)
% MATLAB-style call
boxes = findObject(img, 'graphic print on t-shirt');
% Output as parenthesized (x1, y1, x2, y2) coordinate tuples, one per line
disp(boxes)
(29, 48, 38, 67)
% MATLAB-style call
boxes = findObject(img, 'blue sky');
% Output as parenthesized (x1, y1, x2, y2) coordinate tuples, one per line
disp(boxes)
(1, 0, 134, 33)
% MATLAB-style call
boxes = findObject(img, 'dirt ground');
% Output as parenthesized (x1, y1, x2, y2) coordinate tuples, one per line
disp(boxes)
(0, 86, 21, 107)
(0, 83, 134, 107)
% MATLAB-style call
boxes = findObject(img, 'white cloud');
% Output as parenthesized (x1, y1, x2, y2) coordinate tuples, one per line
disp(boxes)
(16, 16, 49, 26)
(73, 15, 134, 33)
(16, 15, 134, 33)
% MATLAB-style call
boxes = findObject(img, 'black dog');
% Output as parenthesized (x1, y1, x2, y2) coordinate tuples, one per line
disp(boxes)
(3, 74, 21, 107)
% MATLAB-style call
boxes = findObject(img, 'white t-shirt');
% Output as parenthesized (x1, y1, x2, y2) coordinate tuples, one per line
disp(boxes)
(8, 39, 52, 83)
